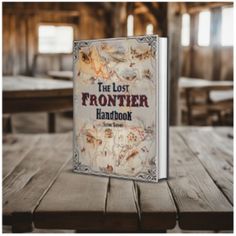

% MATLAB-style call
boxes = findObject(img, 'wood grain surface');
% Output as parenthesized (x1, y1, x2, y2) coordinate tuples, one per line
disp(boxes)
(3, 76, 72, 93)
(2, 128, 233, 232)
(3, 76, 73, 114)
(177, 127, 233, 204)
(3, 133, 72, 232)
(169, 129, 233, 230)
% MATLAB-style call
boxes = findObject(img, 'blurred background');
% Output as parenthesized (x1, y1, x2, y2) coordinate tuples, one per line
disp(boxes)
(2, 2, 234, 134)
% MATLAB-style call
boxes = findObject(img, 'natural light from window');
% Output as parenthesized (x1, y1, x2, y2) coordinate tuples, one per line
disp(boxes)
(181, 13, 190, 46)
(198, 11, 211, 46)
(127, 15, 134, 36)
(38, 25, 73, 53)
(146, 23, 154, 35)
(221, 7, 233, 46)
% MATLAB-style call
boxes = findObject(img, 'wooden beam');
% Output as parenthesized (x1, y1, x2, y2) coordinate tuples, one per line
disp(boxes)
(168, 3, 182, 125)
(211, 7, 222, 81)
(138, 2, 167, 36)
(185, 2, 233, 14)
(189, 13, 198, 77)
(133, 4, 149, 15)
(113, 2, 127, 37)
(3, 9, 80, 17)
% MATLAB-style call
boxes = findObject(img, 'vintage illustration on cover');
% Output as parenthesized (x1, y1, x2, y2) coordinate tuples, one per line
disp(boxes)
(73, 36, 158, 182)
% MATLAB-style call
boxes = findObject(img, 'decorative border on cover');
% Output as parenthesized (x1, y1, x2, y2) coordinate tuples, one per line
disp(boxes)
(72, 36, 158, 183)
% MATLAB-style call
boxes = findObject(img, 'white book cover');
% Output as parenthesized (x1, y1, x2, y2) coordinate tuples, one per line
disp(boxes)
(73, 35, 168, 182)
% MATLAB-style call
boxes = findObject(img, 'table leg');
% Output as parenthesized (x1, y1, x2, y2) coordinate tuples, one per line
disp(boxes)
(186, 89, 192, 125)
(3, 114, 13, 133)
(48, 113, 56, 133)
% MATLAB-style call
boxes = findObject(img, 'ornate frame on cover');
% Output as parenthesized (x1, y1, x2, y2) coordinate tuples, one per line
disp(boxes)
(73, 35, 158, 182)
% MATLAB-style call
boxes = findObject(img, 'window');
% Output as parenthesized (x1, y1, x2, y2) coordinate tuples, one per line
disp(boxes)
(198, 11, 211, 46)
(221, 7, 233, 46)
(146, 23, 154, 35)
(127, 15, 134, 36)
(181, 14, 190, 46)
(38, 25, 74, 53)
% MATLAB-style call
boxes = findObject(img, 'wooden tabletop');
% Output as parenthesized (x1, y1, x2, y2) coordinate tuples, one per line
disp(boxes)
(3, 127, 233, 232)
(179, 77, 233, 90)
(3, 76, 73, 97)
(3, 76, 73, 113)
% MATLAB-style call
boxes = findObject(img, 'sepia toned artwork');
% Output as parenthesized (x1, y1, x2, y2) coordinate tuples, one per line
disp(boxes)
(73, 36, 158, 182)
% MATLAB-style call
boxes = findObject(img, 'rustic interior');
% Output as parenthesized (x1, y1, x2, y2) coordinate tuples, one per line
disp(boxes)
(2, 2, 234, 133)
(2, 2, 234, 233)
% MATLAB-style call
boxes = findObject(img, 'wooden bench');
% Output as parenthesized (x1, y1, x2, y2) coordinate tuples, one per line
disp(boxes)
(3, 127, 233, 232)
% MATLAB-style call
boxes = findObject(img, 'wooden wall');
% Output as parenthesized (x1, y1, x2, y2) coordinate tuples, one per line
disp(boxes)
(181, 5, 233, 81)
(3, 2, 232, 125)
(2, 2, 108, 76)
(2, 2, 172, 76)
(2, 2, 178, 123)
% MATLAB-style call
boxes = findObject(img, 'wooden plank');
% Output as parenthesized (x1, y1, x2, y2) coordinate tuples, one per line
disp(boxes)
(18, 15, 27, 74)
(3, 135, 40, 179)
(4, 9, 80, 16)
(105, 178, 139, 232)
(36, 169, 175, 232)
(213, 127, 233, 140)
(35, 170, 177, 232)
(186, 2, 233, 14)
(3, 76, 73, 98)
(177, 127, 233, 204)
(2, 14, 10, 75)
(34, 162, 109, 231)
(9, 14, 17, 75)
(3, 133, 72, 232)
(27, 15, 37, 75)
(168, 129, 233, 230)
(189, 13, 198, 75)
(137, 181, 177, 231)
(211, 7, 222, 81)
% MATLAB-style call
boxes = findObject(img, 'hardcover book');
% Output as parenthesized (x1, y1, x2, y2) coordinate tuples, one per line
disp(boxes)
(73, 35, 168, 182)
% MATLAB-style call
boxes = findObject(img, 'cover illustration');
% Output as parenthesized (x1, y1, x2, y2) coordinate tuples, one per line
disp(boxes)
(73, 36, 158, 182)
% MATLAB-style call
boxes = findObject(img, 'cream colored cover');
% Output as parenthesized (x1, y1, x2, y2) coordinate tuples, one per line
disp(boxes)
(73, 36, 158, 182)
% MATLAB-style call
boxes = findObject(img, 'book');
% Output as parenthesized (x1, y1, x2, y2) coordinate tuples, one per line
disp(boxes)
(73, 35, 168, 183)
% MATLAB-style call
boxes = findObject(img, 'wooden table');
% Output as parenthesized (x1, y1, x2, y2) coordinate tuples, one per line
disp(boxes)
(3, 76, 73, 133)
(179, 77, 233, 90)
(3, 127, 233, 232)
(48, 71, 73, 80)
(179, 77, 233, 125)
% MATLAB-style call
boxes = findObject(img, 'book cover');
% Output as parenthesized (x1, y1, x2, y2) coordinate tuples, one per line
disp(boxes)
(73, 36, 158, 182)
